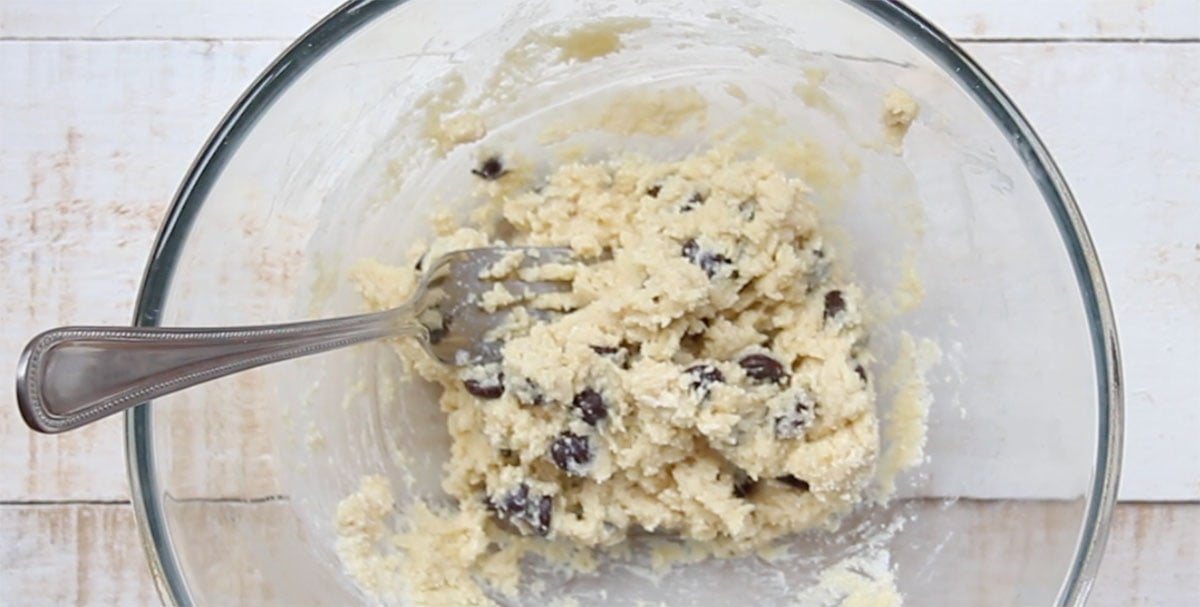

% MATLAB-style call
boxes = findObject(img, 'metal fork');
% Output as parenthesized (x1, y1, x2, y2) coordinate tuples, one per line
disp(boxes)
(16, 246, 573, 434)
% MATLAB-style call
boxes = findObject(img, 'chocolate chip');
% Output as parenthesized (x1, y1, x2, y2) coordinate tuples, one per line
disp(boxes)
(572, 388, 609, 425)
(646, 184, 662, 198)
(824, 290, 846, 320)
(487, 483, 526, 516)
(472, 156, 508, 180)
(428, 326, 448, 345)
(592, 343, 635, 369)
(533, 495, 552, 535)
(686, 364, 725, 393)
(739, 353, 788, 384)
(550, 432, 593, 476)
(776, 475, 810, 492)
(774, 394, 815, 439)
(681, 238, 699, 259)
(733, 470, 758, 499)
(774, 414, 805, 439)
(487, 483, 553, 536)
(498, 448, 519, 465)
(427, 314, 450, 345)
(464, 372, 505, 399)
(682, 238, 733, 278)
(680, 192, 706, 213)
(854, 363, 868, 384)
(738, 198, 757, 221)
(804, 247, 831, 292)
(513, 377, 546, 407)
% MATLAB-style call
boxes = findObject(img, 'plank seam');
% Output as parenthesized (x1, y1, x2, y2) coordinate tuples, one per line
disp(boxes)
(0, 35, 1198, 44)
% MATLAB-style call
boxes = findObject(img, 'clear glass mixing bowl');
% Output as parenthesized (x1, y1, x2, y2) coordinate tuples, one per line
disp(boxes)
(126, 1, 1122, 605)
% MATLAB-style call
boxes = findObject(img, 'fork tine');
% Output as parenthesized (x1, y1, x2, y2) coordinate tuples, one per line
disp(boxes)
(418, 246, 576, 366)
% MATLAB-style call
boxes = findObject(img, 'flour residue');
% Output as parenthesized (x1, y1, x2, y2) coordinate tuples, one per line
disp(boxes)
(553, 18, 651, 62)
(796, 552, 903, 607)
(876, 333, 941, 502)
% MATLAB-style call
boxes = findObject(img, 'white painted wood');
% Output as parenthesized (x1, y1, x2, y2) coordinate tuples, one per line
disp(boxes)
(0, 40, 289, 501)
(3, 39, 1197, 501)
(0, 502, 1194, 606)
(962, 42, 1200, 501)
(0, 0, 1197, 41)
(0, 504, 159, 606)
(0, 0, 339, 40)
(0, 1, 1198, 605)
(913, 0, 1200, 40)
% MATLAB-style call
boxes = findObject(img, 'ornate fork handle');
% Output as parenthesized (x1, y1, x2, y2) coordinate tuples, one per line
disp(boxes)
(17, 308, 421, 434)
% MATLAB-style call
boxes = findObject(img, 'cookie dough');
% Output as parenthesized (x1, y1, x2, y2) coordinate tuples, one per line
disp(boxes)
(882, 88, 919, 147)
(344, 148, 880, 602)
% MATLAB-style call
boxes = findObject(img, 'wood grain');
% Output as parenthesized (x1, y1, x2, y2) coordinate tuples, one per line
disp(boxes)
(0, 503, 159, 606)
(0, 0, 1196, 41)
(0, 1, 1197, 605)
(917, 0, 1200, 40)
(964, 42, 1200, 501)
(3, 39, 1197, 502)
(1, 501, 1194, 606)
(0, 40, 287, 501)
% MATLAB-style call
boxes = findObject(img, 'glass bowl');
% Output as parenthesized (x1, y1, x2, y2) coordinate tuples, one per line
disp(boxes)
(126, 0, 1122, 605)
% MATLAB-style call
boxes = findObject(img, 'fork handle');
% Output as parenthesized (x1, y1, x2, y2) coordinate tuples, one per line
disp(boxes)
(17, 311, 419, 434)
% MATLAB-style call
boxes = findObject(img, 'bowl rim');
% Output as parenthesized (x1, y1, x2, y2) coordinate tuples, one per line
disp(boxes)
(125, 1, 1124, 605)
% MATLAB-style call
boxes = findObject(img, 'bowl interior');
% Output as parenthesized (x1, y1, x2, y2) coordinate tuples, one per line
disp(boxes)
(130, 1, 1116, 605)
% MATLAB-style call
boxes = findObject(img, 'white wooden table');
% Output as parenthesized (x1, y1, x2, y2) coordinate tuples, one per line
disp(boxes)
(1, 1, 1197, 604)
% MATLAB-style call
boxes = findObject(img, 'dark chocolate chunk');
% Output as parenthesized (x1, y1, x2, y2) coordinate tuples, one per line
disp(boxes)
(733, 470, 758, 499)
(774, 394, 815, 439)
(681, 238, 699, 259)
(682, 238, 733, 278)
(428, 325, 448, 345)
(776, 475, 810, 491)
(803, 247, 831, 292)
(464, 371, 505, 400)
(854, 363, 868, 384)
(572, 388, 609, 425)
(739, 353, 788, 384)
(427, 314, 451, 345)
(738, 198, 757, 221)
(487, 483, 553, 536)
(824, 290, 846, 320)
(592, 343, 635, 369)
(472, 156, 508, 181)
(550, 432, 593, 475)
(680, 192, 706, 213)
(646, 184, 663, 198)
(513, 377, 546, 407)
(686, 364, 725, 393)
(534, 495, 552, 535)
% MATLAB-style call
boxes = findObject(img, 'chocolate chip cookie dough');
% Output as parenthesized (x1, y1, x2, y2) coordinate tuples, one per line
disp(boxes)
(342, 148, 879, 603)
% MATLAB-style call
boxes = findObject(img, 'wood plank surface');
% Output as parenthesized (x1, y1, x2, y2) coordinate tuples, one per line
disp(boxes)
(2, 501, 1194, 606)
(0, 1, 1197, 606)
(0, 40, 287, 501)
(1, 0, 1196, 41)
(965, 42, 1200, 501)
(3, 38, 1196, 502)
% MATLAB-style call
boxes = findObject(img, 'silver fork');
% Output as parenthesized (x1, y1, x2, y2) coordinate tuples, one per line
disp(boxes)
(16, 246, 573, 434)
